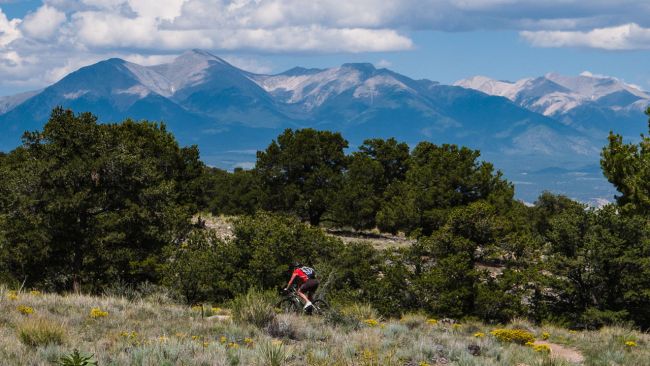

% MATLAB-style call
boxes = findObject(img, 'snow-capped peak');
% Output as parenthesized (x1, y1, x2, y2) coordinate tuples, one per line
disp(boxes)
(545, 72, 649, 100)
(175, 49, 228, 65)
(147, 49, 232, 93)
(455, 72, 650, 116)
(454, 76, 532, 100)
(0, 89, 40, 114)
(253, 64, 412, 110)
(123, 61, 174, 97)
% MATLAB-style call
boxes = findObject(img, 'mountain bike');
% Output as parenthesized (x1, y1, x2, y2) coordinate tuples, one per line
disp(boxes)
(276, 285, 329, 315)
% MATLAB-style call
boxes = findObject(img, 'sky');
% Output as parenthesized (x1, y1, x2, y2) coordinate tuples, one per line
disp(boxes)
(1, 0, 649, 96)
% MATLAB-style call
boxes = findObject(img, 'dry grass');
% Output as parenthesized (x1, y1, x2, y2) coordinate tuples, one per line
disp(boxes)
(324, 228, 415, 250)
(195, 213, 416, 251)
(0, 285, 648, 365)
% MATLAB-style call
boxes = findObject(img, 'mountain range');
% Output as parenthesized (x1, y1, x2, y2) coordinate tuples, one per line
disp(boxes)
(455, 72, 649, 139)
(1, 49, 647, 204)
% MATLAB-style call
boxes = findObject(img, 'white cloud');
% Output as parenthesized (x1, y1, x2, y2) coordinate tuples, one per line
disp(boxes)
(210, 26, 412, 53)
(376, 59, 392, 68)
(521, 23, 650, 50)
(21, 5, 66, 40)
(127, 0, 185, 20)
(0, 9, 21, 47)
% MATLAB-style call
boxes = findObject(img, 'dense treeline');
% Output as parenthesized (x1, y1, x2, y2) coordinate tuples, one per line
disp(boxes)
(204, 129, 515, 236)
(1, 107, 650, 330)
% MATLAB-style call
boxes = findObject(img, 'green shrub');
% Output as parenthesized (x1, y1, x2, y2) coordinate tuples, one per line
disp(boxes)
(323, 308, 361, 329)
(55, 349, 98, 366)
(161, 229, 230, 304)
(18, 318, 66, 347)
(324, 303, 380, 329)
(340, 303, 379, 321)
(257, 340, 290, 366)
(231, 288, 276, 328)
(579, 308, 630, 329)
(231, 212, 343, 290)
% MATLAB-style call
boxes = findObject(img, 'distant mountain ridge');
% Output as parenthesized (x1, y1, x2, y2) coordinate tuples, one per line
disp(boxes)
(1, 49, 646, 203)
(455, 72, 650, 138)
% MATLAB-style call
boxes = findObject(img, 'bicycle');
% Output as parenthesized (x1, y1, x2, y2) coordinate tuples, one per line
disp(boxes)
(276, 285, 329, 315)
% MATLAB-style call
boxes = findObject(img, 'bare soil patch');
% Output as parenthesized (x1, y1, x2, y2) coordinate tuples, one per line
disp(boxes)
(193, 214, 235, 241)
(324, 228, 415, 249)
(534, 340, 585, 364)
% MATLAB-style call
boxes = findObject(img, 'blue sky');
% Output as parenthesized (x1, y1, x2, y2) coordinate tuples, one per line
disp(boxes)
(1, 0, 649, 95)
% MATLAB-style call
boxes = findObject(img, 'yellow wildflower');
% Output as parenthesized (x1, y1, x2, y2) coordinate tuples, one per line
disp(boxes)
(29, 290, 41, 296)
(362, 349, 376, 362)
(244, 337, 254, 346)
(426, 318, 438, 325)
(211, 307, 221, 313)
(192, 335, 201, 340)
(203, 341, 210, 347)
(228, 342, 240, 349)
(119, 331, 137, 337)
(625, 341, 637, 348)
(191, 305, 203, 312)
(541, 332, 550, 340)
(419, 362, 432, 366)
(17, 305, 34, 315)
(532, 344, 551, 353)
(7, 291, 18, 301)
(89, 308, 108, 318)
(474, 332, 485, 338)
(452, 324, 462, 330)
(219, 336, 227, 344)
(363, 318, 379, 327)
(490, 329, 535, 345)
(120, 331, 139, 346)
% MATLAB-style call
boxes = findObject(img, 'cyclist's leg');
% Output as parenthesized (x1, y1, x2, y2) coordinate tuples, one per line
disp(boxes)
(307, 279, 319, 301)
(296, 289, 310, 304)
(299, 279, 319, 308)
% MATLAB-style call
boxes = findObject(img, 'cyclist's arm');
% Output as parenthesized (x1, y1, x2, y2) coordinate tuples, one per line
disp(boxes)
(286, 273, 297, 288)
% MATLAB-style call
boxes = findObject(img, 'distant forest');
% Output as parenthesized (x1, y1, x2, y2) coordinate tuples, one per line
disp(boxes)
(1, 106, 650, 330)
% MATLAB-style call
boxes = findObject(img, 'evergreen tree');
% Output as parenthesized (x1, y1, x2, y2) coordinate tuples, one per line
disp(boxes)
(256, 128, 347, 225)
(332, 138, 410, 230)
(377, 142, 513, 235)
(205, 167, 263, 215)
(0, 108, 202, 291)
(601, 107, 650, 213)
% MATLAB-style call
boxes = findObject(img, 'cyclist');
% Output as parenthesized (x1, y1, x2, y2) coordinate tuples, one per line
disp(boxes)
(284, 262, 319, 312)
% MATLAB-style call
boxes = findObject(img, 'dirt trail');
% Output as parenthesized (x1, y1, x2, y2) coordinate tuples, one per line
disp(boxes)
(534, 341, 585, 364)
(324, 228, 415, 249)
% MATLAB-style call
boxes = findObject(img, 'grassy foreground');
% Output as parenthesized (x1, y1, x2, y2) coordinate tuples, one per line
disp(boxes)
(0, 285, 648, 366)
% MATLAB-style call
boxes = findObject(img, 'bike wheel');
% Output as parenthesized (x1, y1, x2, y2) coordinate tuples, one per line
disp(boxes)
(276, 297, 300, 314)
(311, 299, 330, 315)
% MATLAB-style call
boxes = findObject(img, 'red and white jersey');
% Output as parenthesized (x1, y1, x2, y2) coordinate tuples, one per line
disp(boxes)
(292, 266, 316, 283)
